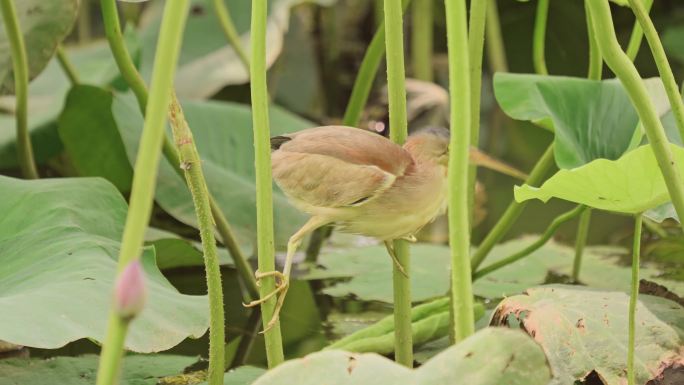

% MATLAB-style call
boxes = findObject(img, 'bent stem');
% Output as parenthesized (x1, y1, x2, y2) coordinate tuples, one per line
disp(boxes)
(445, 0, 474, 343)
(473, 205, 586, 280)
(342, 0, 411, 127)
(532, 0, 550, 75)
(588, 0, 684, 229)
(384, 0, 413, 366)
(95, 1, 190, 384)
(56, 45, 80, 85)
(485, 0, 508, 73)
(467, 0, 488, 225)
(411, 0, 433, 81)
(251, 0, 285, 368)
(585, 1, 602, 80)
(212, 0, 249, 72)
(628, 0, 684, 141)
(99, 0, 259, 299)
(471, 145, 555, 270)
(625, 0, 654, 61)
(571, 207, 592, 283)
(628, 214, 642, 385)
(0, 0, 38, 179)
(169, 95, 225, 385)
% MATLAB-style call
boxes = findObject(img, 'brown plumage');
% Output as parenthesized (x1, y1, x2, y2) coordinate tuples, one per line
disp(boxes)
(245, 125, 450, 331)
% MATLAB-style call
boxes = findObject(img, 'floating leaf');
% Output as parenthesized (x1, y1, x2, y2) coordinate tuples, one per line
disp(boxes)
(494, 73, 670, 169)
(252, 328, 551, 385)
(0, 0, 78, 94)
(514, 144, 684, 214)
(138, 0, 336, 98)
(0, 355, 198, 385)
(492, 285, 684, 385)
(0, 176, 208, 352)
(196, 366, 267, 385)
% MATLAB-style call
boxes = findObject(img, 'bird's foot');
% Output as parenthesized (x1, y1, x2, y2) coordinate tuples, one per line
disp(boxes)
(402, 234, 417, 242)
(390, 254, 409, 278)
(243, 270, 290, 333)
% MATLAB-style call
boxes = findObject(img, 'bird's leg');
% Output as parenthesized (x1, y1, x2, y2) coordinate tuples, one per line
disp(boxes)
(384, 240, 408, 278)
(245, 216, 329, 333)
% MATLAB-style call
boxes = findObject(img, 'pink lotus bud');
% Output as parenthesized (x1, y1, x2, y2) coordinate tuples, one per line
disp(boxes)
(114, 260, 147, 320)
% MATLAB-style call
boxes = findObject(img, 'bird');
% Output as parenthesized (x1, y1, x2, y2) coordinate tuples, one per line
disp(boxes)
(244, 125, 526, 331)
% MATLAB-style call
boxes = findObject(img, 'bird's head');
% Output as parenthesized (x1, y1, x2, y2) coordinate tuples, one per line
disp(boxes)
(403, 126, 450, 166)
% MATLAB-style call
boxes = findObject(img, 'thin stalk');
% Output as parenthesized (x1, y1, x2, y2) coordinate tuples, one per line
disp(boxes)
(384, 0, 413, 366)
(96, 2, 190, 384)
(0, 0, 38, 179)
(628, 215, 642, 385)
(169, 95, 225, 385)
(532, 0, 550, 75)
(411, 0, 433, 81)
(251, 0, 285, 367)
(99, 0, 259, 299)
(467, 0, 488, 226)
(485, 0, 508, 73)
(625, 0, 654, 61)
(342, 0, 411, 127)
(56, 46, 80, 85)
(471, 145, 555, 270)
(585, 1, 602, 80)
(78, 0, 92, 43)
(445, 0, 474, 343)
(473, 205, 586, 280)
(587, 0, 684, 230)
(571, 207, 592, 283)
(212, 0, 250, 72)
(628, 0, 684, 142)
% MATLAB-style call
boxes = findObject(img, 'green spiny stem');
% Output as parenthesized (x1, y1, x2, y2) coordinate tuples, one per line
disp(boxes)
(532, 0, 550, 75)
(473, 205, 586, 281)
(1, 0, 38, 179)
(445, 0, 474, 344)
(628, 214, 642, 385)
(571, 207, 592, 283)
(384, 0, 413, 366)
(374, 0, 384, 28)
(212, 0, 250, 72)
(588, 0, 684, 230)
(411, 0, 433, 81)
(342, 0, 411, 127)
(625, 0, 654, 61)
(99, 0, 259, 300)
(251, 0, 285, 368)
(471, 144, 555, 270)
(56, 46, 80, 85)
(467, 0, 488, 227)
(96, 2, 190, 384)
(169, 95, 225, 385)
(585, 1, 602, 80)
(628, 0, 684, 142)
(485, 0, 508, 73)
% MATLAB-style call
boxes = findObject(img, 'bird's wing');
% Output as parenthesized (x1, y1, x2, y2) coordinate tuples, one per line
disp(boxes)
(271, 126, 413, 208)
(272, 126, 413, 176)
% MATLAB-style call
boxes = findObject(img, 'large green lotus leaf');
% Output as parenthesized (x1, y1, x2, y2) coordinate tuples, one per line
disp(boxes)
(0, 354, 198, 385)
(493, 73, 672, 169)
(0, 37, 139, 169)
(144, 227, 238, 269)
(303, 244, 452, 303)
(476, 237, 684, 298)
(252, 328, 551, 385)
(59, 85, 308, 248)
(0, 176, 208, 352)
(0, 0, 78, 94)
(492, 285, 684, 385)
(138, 0, 335, 98)
(663, 25, 684, 64)
(304, 236, 683, 302)
(514, 144, 684, 214)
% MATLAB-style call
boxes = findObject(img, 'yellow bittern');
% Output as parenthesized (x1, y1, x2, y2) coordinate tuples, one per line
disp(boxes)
(245, 125, 524, 331)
